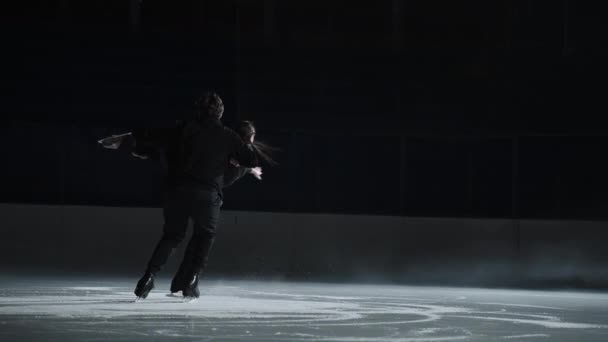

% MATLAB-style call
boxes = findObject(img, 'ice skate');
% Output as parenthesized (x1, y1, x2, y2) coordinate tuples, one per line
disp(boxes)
(182, 296, 198, 303)
(182, 273, 200, 301)
(170, 264, 189, 294)
(134, 272, 155, 300)
(170, 278, 186, 294)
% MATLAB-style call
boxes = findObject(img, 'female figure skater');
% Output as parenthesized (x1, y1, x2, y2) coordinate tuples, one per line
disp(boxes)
(168, 120, 278, 295)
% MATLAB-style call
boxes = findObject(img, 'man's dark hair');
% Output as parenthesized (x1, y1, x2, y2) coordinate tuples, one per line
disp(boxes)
(195, 91, 224, 120)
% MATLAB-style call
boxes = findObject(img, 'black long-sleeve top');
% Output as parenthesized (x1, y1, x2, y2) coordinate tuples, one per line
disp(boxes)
(223, 165, 250, 188)
(132, 117, 258, 194)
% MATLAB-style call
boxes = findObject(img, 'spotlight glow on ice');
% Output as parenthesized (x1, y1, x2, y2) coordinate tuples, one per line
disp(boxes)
(1, 278, 607, 341)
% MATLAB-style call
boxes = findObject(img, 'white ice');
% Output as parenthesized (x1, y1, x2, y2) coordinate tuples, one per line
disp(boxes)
(0, 278, 607, 341)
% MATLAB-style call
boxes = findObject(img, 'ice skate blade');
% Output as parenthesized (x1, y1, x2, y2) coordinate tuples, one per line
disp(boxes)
(166, 293, 182, 298)
(182, 296, 198, 303)
(134, 297, 145, 303)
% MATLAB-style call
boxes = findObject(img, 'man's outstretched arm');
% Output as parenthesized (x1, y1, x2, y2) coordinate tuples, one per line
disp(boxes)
(98, 129, 165, 161)
(131, 127, 176, 149)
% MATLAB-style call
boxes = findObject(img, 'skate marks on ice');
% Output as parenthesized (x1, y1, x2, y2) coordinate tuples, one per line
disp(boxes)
(0, 280, 607, 341)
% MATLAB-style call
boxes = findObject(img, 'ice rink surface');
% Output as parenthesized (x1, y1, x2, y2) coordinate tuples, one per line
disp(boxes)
(1, 277, 608, 341)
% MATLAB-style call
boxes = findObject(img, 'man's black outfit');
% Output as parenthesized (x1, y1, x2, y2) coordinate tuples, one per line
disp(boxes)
(133, 117, 258, 298)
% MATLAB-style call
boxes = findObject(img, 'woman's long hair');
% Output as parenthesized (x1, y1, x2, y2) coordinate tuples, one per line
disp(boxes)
(236, 121, 279, 166)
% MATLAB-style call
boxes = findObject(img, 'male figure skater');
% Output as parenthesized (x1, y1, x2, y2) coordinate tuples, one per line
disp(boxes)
(108, 91, 260, 300)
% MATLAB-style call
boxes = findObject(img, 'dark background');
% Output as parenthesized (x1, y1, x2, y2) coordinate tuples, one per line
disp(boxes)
(2, 1, 608, 220)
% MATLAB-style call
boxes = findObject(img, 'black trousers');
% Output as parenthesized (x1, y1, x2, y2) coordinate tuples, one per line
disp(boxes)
(146, 186, 223, 275)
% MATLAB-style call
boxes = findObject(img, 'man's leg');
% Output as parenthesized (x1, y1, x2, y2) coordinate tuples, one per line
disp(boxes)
(180, 192, 221, 298)
(146, 190, 190, 274)
(172, 231, 215, 295)
(135, 190, 190, 298)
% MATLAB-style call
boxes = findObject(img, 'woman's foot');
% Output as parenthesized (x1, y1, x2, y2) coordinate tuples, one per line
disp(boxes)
(170, 263, 190, 294)
(170, 275, 186, 294)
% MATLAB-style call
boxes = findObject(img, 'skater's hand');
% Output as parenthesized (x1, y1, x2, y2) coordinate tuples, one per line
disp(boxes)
(230, 158, 240, 167)
(250, 167, 262, 180)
